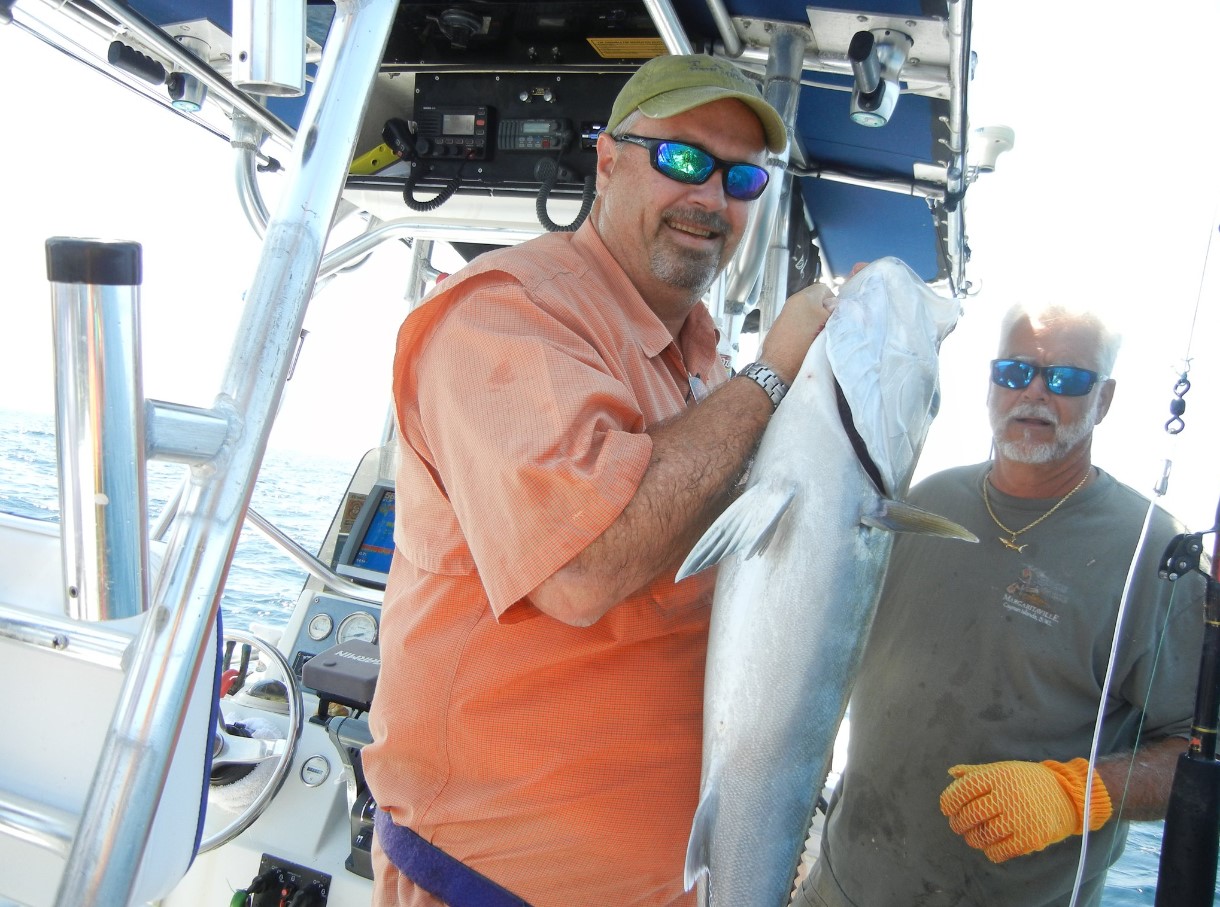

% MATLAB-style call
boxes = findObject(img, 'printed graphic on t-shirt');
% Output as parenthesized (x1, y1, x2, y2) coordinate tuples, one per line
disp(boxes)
(1001, 565, 1063, 626)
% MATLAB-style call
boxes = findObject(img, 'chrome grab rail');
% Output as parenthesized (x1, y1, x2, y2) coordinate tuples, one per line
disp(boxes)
(642, 0, 695, 54)
(0, 602, 131, 670)
(245, 508, 384, 606)
(0, 793, 74, 859)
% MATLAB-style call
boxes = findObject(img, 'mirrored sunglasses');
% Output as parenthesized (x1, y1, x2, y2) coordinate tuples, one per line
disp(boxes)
(990, 359, 1106, 397)
(615, 134, 770, 201)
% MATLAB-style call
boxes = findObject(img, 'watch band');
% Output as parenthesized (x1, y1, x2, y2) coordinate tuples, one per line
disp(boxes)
(739, 362, 789, 410)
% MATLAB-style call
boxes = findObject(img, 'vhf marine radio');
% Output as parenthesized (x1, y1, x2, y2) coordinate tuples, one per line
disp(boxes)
(498, 118, 574, 152)
(411, 107, 577, 158)
(411, 105, 490, 160)
(370, 70, 629, 225)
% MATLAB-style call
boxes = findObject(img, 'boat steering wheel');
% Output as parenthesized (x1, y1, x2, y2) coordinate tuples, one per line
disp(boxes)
(198, 630, 304, 853)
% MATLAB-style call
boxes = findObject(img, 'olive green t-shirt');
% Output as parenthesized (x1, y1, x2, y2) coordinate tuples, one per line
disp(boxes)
(808, 463, 1204, 907)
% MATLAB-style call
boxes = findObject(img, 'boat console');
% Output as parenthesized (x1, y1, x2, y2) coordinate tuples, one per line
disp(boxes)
(160, 451, 398, 906)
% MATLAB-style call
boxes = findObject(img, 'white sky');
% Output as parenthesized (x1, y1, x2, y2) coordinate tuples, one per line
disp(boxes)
(1, 2, 1218, 532)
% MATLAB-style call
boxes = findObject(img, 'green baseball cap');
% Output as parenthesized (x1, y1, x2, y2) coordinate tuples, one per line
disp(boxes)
(606, 54, 788, 153)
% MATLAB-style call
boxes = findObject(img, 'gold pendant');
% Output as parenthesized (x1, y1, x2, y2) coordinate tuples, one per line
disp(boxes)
(999, 535, 1027, 553)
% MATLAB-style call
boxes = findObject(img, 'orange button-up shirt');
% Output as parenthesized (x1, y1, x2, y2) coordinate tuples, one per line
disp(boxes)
(365, 221, 725, 907)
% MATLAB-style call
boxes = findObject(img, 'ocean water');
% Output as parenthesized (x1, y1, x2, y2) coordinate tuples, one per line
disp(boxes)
(0, 409, 1196, 903)
(0, 408, 352, 633)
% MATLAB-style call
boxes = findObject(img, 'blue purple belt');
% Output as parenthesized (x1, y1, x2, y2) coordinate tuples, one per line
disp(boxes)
(374, 809, 533, 907)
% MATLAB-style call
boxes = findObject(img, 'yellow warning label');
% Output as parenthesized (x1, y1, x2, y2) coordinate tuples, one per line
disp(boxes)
(586, 37, 668, 59)
(350, 142, 397, 175)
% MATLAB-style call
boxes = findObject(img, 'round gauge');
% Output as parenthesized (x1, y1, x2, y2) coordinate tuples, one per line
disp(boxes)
(337, 611, 378, 644)
(307, 613, 334, 641)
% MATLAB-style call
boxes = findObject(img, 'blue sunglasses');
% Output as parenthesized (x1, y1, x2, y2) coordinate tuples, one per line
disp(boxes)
(990, 359, 1106, 397)
(614, 134, 770, 201)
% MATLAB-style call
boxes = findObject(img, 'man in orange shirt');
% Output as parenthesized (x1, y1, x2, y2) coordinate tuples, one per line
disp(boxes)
(365, 54, 835, 907)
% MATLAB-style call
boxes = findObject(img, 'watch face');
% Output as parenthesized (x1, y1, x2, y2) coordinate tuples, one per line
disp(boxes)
(743, 363, 786, 408)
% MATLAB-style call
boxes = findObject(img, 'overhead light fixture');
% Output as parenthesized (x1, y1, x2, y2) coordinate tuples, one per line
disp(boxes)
(166, 35, 209, 113)
(848, 29, 913, 128)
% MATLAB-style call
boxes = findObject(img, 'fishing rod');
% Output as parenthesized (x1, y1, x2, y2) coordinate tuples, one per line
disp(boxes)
(1155, 497, 1220, 906)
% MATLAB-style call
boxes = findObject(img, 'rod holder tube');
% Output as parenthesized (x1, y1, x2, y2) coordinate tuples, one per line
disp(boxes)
(943, 0, 973, 293)
(725, 26, 806, 311)
(46, 238, 150, 622)
(232, 0, 306, 97)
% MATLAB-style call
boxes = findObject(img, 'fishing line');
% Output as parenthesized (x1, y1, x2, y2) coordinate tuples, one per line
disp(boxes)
(1094, 569, 1185, 866)
(1069, 494, 1157, 907)
(1176, 196, 1219, 369)
(1069, 203, 1219, 901)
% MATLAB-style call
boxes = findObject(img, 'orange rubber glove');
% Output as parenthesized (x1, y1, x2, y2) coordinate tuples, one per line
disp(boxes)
(939, 758, 1113, 863)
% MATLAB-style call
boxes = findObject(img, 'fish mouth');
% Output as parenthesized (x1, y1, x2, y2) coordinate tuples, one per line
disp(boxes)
(835, 380, 886, 496)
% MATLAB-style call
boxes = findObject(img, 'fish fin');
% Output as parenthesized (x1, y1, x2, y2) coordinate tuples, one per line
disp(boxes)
(862, 499, 979, 542)
(676, 483, 797, 580)
(684, 785, 719, 891)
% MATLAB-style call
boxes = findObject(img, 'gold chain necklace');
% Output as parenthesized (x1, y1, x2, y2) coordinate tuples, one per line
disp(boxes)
(982, 467, 1092, 553)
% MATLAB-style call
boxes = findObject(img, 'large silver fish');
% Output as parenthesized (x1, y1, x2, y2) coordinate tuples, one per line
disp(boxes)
(679, 257, 976, 907)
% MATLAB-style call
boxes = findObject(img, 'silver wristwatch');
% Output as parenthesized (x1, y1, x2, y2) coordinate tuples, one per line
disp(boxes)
(739, 362, 789, 410)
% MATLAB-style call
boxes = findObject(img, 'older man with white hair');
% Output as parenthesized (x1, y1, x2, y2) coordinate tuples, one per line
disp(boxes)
(798, 302, 1207, 907)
